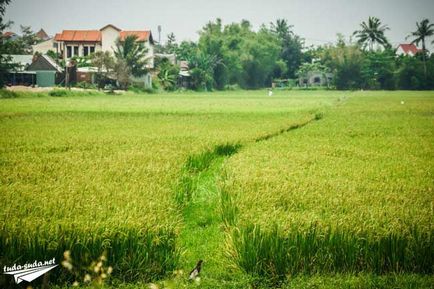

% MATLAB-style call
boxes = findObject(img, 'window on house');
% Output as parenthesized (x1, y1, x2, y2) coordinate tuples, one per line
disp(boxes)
(83, 46, 89, 56)
(73, 46, 79, 56)
(314, 77, 321, 83)
(90, 46, 95, 54)
(67, 46, 72, 58)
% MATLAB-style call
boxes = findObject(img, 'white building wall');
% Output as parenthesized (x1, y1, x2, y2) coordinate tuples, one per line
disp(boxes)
(78, 44, 83, 57)
(130, 73, 152, 89)
(145, 41, 154, 69)
(396, 47, 406, 56)
(100, 26, 120, 55)
(94, 44, 103, 53)
(32, 39, 55, 54)
(57, 42, 102, 59)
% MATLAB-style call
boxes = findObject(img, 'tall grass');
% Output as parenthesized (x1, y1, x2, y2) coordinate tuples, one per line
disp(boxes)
(0, 89, 19, 98)
(184, 144, 241, 173)
(0, 225, 180, 286)
(254, 113, 320, 142)
(175, 144, 241, 205)
(227, 224, 433, 283)
(220, 189, 238, 227)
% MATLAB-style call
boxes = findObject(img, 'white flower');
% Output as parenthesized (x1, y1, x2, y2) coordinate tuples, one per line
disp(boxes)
(149, 283, 159, 289)
(84, 274, 91, 282)
(61, 260, 73, 271)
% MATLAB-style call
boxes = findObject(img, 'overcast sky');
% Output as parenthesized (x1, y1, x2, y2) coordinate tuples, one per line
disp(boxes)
(4, 0, 434, 49)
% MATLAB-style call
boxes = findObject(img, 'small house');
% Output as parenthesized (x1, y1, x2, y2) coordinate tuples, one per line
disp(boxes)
(35, 29, 50, 41)
(2, 31, 19, 42)
(396, 44, 422, 56)
(178, 61, 191, 88)
(298, 71, 333, 87)
(27, 55, 63, 87)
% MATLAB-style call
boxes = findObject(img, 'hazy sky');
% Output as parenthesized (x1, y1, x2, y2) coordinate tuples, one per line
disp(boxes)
(4, 0, 434, 48)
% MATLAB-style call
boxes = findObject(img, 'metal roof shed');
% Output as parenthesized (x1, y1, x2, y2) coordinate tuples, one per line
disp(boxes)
(27, 55, 63, 87)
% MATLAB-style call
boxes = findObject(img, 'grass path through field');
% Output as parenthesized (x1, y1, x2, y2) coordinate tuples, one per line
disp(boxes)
(177, 157, 245, 287)
(175, 114, 323, 288)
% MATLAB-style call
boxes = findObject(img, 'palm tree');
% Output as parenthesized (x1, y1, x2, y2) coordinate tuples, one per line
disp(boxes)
(187, 51, 220, 90)
(157, 58, 179, 91)
(114, 35, 149, 78)
(0, 0, 11, 20)
(353, 17, 390, 51)
(270, 19, 293, 39)
(407, 18, 434, 77)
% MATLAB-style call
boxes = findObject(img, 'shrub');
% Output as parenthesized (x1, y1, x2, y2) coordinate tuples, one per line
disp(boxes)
(48, 89, 102, 97)
(49, 89, 68, 97)
(128, 84, 156, 94)
(0, 89, 18, 98)
(75, 81, 97, 90)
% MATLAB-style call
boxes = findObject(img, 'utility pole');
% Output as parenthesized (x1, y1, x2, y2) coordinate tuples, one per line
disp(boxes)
(158, 25, 162, 45)
(65, 59, 73, 90)
(65, 60, 69, 90)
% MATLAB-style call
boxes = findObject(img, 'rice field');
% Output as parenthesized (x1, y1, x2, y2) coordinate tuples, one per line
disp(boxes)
(0, 90, 331, 287)
(222, 91, 434, 283)
(0, 89, 432, 288)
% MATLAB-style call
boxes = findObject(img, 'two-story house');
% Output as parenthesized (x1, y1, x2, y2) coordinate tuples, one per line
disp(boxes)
(54, 24, 154, 68)
(54, 24, 154, 87)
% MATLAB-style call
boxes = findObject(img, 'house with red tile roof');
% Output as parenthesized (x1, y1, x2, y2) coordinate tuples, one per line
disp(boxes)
(2, 31, 19, 41)
(54, 24, 154, 68)
(35, 29, 50, 41)
(396, 44, 422, 56)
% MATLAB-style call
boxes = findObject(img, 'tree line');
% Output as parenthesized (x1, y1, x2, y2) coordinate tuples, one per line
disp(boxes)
(157, 17, 434, 91)
(1, 0, 433, 91)
(157, 18, 305, 91)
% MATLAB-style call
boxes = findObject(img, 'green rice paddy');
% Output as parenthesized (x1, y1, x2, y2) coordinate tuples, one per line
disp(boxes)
(0, 89, 432, 288)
